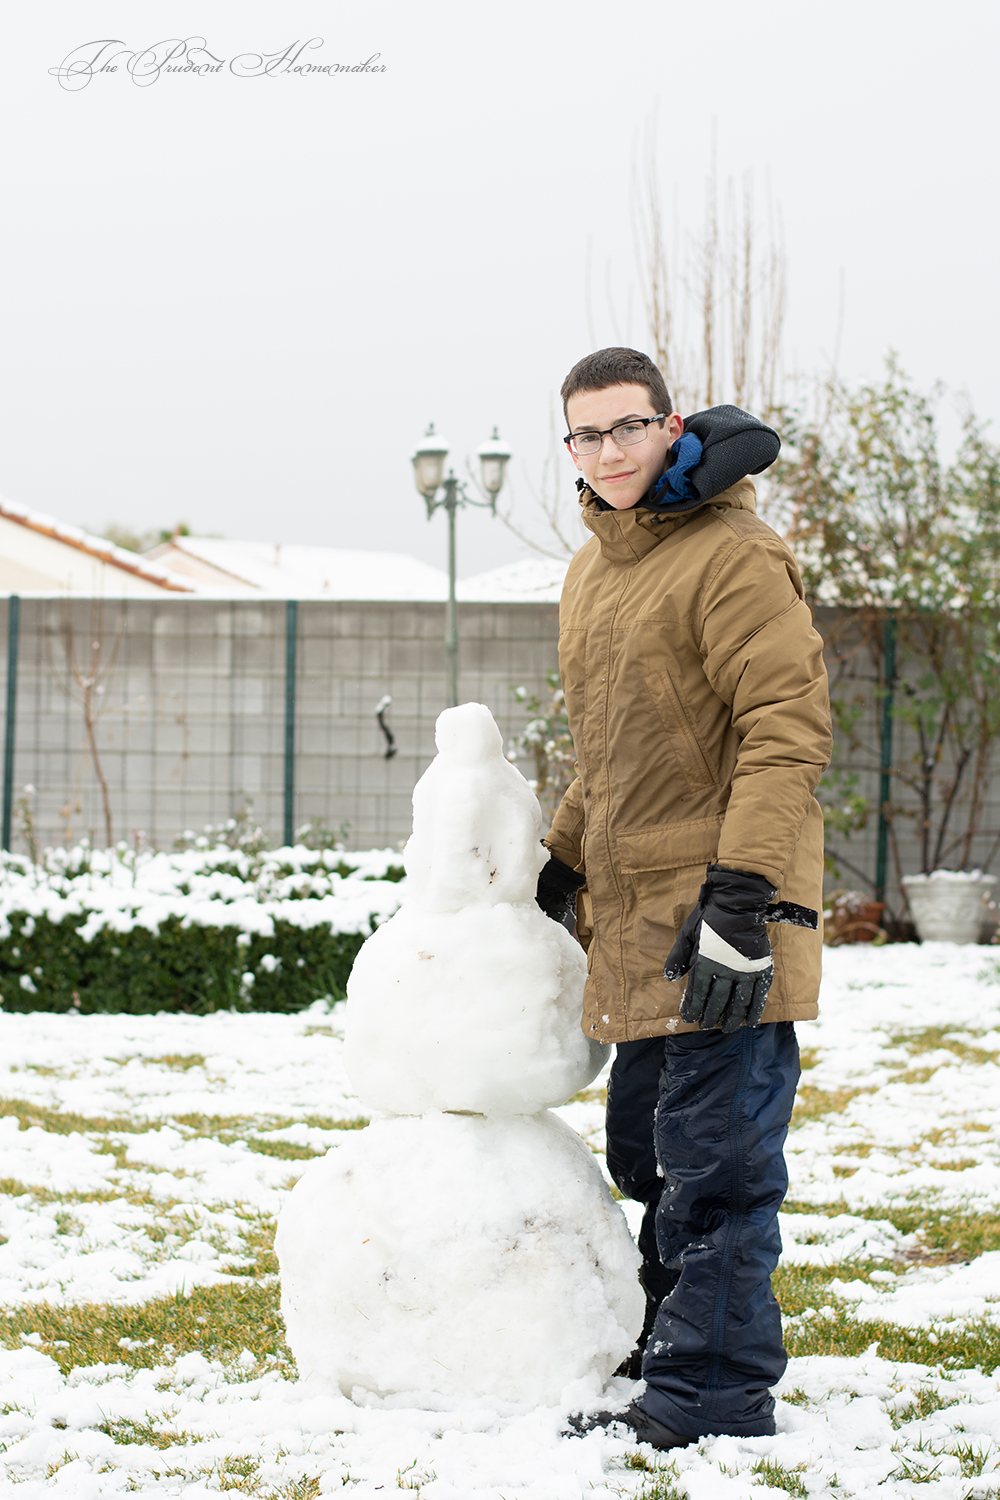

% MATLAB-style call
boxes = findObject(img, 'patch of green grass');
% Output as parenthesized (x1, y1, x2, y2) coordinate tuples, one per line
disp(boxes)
(889, 1441, 945, 1484)
(784, 1307, 1000, 1373)
(792, 1085, 876, 1121)
(202, 1456, 323, 1498)
(635, 1468, 685, 1500)
(171, 1111, 369, 1141)
(951, 1440, 1000, 1479)
(778, 1387, 812, 1407)
(221, 1211, 279, 1279)
(0, 1099, 368, 1146)
(245, 1139, 323, 1162)
(775, 1262, 871, 1316)
(0, 1277, 291, 1375)
(395, 1460, 437, 1491)
(782, 1198, 1000, 1262)
(888, 1026, 1000, 1066)
(97, 1414, 205, 1449)
(896, 1065, 947, 1086)
(566, 1087, 607, 1105)
(889, 1386, 962, 1429)
(0, 1177, 184, 1217)
(775, 1258, 1000, 1371)
(924, 1123, 992, 1143)
(0, 1098, 150, 1135)
(145, 1054, 207, 1072)
(798, 1046, 820, 1071)
(216, 1454, 264, 1492)
(275, 1481, 322, 1500)
(750, 1457, 808, 1496)
(619, 1455, 685, 1500)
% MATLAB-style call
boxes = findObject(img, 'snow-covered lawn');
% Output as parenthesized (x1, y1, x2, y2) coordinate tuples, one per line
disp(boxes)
(2, 943, 1000, 1497)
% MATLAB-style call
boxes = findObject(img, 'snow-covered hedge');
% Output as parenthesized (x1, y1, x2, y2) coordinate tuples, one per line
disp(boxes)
(0, 844, 406, 1015)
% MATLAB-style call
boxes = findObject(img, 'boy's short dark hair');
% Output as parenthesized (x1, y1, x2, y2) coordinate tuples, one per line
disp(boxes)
(561, 347, 673, 425)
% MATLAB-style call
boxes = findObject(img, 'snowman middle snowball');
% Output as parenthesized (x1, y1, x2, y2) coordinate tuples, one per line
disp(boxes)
(344, 701, 607, 1115)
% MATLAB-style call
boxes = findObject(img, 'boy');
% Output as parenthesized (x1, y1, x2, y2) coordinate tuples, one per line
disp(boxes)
(535, 347, 831, 1448)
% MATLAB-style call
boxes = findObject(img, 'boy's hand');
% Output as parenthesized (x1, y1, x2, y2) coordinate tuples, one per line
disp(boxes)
(664, 865, 818, 1032)
(536, 853, 586, 933)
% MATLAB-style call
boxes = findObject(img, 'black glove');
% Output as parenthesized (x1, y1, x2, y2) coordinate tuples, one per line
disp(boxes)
(535, 853, 586, 932)
(664, 864, 818, 1033)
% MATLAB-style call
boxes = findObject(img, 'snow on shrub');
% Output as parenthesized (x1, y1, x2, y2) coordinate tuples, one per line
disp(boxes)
(0, 842, 406, 1015)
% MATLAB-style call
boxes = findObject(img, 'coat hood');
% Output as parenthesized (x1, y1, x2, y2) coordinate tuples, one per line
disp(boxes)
(580, 478, 759, 567)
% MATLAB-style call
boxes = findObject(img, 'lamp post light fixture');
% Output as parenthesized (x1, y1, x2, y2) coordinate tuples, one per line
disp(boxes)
(411, 423, 511, 707)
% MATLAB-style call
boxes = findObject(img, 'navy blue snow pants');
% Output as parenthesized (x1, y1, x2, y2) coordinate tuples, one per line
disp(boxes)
(605, 1022, 799, 1440)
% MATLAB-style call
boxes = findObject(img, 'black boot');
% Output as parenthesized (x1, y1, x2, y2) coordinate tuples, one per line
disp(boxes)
(563, 1401, 691, 1450)
(613, 1288, 660, 1378)
(613, 1250, 680, 1379)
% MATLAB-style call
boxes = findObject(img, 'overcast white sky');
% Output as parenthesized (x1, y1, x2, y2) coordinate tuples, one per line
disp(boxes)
(1, 1, 997, 577)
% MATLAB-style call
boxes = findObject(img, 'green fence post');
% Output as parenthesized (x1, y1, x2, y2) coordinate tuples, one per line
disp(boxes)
(874, 613, 896, 905)
(283, 599, 298, 848)
(2, 596, 20, 852)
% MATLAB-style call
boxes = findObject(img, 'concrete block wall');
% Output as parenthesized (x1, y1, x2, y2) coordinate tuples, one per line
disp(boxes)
(4, 596, 994, 922)
(0, 597, 560, 852)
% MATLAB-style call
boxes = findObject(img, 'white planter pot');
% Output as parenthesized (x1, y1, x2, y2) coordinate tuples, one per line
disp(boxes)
(901, 872, 997, 944)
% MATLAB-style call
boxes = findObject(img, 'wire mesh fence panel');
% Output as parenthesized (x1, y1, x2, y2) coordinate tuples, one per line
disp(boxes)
(4, 596, 995, 920)
(816, 606, 1000, 924)
(0, 597, 561, 853)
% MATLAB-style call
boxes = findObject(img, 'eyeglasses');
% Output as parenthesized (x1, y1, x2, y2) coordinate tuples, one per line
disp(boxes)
(563, 415, 665, 457)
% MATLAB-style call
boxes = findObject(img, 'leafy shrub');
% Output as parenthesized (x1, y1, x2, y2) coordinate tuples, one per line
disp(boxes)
(0, 842, 404, 1015)
(0, 914, 370, 1015)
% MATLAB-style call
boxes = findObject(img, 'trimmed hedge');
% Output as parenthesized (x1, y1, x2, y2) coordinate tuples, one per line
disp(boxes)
(0, 914, 370, 1016)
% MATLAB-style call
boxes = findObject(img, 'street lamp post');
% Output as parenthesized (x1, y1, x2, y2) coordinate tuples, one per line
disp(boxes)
(411, 424, 511, 707)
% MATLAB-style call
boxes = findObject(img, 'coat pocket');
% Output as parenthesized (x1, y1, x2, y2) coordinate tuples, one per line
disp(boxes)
(616, 818, 724, 965)
(642, 669, 718, 790)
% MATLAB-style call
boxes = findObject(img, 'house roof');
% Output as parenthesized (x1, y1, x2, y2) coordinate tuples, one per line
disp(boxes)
(458, 556, 568, 603)
(0, 499, 572, 604)
(146, 535, 453, 601)
(0, 496, 195, 594)
(150, 536, 572, 603)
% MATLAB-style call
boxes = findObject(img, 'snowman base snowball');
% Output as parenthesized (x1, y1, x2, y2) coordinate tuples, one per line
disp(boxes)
(276, 1111, 642, 1406)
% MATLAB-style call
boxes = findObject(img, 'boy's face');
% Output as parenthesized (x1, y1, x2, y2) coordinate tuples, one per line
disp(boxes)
(565, 383, 684, 511)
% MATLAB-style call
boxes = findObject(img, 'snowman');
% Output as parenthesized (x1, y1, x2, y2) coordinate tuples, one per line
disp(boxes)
(275, 703, 642, 1408)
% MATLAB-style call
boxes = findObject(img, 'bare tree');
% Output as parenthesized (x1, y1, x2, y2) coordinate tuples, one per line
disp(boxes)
(55, 601, 123, 847)
(632, 138, 787, 420)
(503, 141, 789, 564)
(496, 399, 588, 562)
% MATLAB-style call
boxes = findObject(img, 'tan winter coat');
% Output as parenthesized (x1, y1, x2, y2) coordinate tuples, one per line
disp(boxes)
(544, 479, 832, 1044)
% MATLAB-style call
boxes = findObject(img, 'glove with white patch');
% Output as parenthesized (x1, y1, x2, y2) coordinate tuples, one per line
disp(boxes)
(664, 864, 818, 1033)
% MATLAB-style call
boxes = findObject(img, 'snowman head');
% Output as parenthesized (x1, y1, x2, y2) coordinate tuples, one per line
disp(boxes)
(434, 703, 504, 764)
(404, 703, 547, 911)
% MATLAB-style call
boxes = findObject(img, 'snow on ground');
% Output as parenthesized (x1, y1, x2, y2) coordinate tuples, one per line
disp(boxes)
(1, 942, 1000, 1496)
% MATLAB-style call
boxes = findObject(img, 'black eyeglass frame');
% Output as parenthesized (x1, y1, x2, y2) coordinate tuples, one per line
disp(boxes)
(562, 414, 666, 456)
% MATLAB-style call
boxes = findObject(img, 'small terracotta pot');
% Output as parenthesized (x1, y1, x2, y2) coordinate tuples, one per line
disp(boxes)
(827, 899, 885, 946)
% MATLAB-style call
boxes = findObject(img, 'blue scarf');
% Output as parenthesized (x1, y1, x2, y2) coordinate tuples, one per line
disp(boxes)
(646, 431, 703, 507)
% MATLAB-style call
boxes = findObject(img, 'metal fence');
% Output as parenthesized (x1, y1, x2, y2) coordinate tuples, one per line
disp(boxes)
(3, 595, 999, 924)
(0, 596, 559, 853)
(814, 605, 1000, 923)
